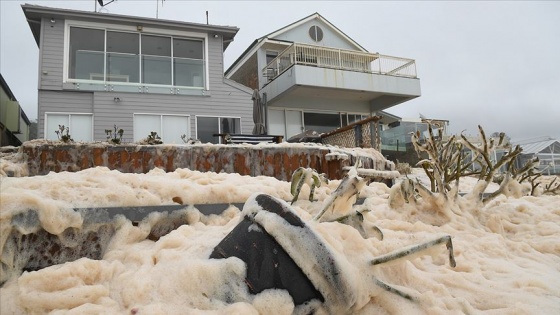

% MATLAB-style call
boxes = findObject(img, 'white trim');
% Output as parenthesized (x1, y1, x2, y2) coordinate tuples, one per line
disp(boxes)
(266, 15, 318, 39)
(65, 19, 206, 37)
(62, 19, 69, 84)
(195, 114, 242, 119)
(203, 36, 209, 90)
(103, 27, 107, 81)
(268, 106, 368, 116)
(38, 18, 45, 89)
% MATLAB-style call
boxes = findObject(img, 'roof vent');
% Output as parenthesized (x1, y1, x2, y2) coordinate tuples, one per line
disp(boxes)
(308, 25, 323, 42)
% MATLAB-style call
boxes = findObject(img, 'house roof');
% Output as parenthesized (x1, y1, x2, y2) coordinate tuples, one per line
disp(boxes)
(516, 139, 560, 155)
(21, 4, 240, 50)
(225, 12, 368, 77)
(1, 74, 31, 125)
(264, 12, 367, 52)
(377, 110, 401, 122)
(0, 74, 17, 102)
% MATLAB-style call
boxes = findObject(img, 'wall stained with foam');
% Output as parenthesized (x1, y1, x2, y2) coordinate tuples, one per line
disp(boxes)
(20, 143, 397, 181)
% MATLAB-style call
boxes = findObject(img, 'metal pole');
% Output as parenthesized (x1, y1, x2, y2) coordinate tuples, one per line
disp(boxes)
(263, 93, 268, 134)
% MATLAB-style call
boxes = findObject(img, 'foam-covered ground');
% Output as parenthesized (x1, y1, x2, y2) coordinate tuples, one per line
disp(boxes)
(1, 167, 559, 314)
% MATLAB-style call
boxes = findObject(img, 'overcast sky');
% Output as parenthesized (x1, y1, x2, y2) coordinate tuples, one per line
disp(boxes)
(1, 0, 559, 141)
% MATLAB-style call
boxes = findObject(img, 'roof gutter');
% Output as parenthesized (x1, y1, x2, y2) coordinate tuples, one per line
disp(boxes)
(21, 4, 239, 48)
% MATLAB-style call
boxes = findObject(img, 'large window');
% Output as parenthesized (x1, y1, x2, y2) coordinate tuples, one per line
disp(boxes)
(106, 31, 139, 83)
(262, 109, 303, 140)
(142, 35, 171, 85)
(303, 112, 341, 134)
(269, 109, 368, 139)
(133, 114, 190, 143)
(174, 38, 204, 87)
(196, 116, 241, 144)
(70, 28, 104, 80)
(68, 26, 205, 88)
(45, 113, 93, 141)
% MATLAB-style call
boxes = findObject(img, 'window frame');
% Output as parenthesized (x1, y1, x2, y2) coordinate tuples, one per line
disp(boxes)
(44, 112, 94, 141)
(195, 115, 242, 144)
(265, 50, 279, 65)
(133, 113, 191, 143)
(268, 107, 368, 139)
(64, 20, 209, 90)
(308, 25, 324, 42)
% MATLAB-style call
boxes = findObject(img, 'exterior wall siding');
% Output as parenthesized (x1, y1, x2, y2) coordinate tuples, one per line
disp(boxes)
(36, 17, 253, 142)
(273, 20, 358, 50)
(39, 17, 65, 90)
(38, 90, 93, 139)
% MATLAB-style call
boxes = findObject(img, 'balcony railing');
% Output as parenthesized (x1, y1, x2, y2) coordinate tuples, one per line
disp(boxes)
(263, 43, 417, 82)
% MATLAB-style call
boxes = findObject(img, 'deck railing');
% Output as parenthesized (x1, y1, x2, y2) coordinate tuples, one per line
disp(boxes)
(263, 43, 417, 81)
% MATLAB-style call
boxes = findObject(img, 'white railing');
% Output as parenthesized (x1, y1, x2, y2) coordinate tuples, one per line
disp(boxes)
(263, 43, 417, 81)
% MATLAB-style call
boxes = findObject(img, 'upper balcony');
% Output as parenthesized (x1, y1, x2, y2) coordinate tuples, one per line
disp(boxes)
(261, 43, 421, 111)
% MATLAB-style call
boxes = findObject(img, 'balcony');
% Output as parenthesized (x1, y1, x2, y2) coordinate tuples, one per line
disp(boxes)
(261, 43, 421, 111)
(264, 43, 417, 81)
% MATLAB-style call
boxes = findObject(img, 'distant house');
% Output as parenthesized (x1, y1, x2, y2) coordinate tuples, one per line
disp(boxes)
(0, 74, 31, 146)
(382, 116, 449, 151)
(22, 5, 253, 144)
(225, 13, 421, 140)
(513, 137, 560, 175)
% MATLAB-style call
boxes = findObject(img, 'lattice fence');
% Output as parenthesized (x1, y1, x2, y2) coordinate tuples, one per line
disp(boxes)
(321, 116, 381, 150)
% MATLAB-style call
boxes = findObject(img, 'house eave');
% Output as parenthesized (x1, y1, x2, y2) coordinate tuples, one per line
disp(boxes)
(225, 38, 293, 78)
(21, 4, 240, 50)
(223, 78, 253, 94)
(265, 12, 368, 53)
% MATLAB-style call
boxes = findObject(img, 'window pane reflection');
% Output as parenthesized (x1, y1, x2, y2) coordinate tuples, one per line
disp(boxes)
(142, 56, 171, 85)
(174, 58, 204, 87)
(70, 27, 104, 80)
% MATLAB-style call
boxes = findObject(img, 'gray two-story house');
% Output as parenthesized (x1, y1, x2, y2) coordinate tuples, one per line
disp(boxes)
(22, 5, 253, 144)
(226, 13, 421, 140)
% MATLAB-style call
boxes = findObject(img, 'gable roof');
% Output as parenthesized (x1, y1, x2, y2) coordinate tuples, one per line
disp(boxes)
(264, 12, 367, 52)
(517, 139, 560, 155)
(225, 12, 368, 77)
(21, 4, 240, 50)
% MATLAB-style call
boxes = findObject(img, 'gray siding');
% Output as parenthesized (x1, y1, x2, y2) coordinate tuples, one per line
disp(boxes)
(273, 20, 358, 51)
(38, 90, 93, 138)
(36, 17, 253, 142)
(91, 88, 252, 142)
(39, 17, 65, 90)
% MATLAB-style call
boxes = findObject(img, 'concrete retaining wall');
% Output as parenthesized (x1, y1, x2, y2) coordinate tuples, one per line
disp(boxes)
(21, 143, 393, 181)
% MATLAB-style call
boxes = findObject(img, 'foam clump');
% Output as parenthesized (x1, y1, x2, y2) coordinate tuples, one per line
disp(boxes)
(0, 166, 559, 314)
(0, 147, 28, 177)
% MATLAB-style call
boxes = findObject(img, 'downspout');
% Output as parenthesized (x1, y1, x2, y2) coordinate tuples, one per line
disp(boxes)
(263, 92, 268, 135)
(35, 18, 44, 139)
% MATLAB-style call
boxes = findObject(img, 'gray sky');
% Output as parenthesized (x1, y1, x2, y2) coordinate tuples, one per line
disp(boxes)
(1, 0, 559, 140)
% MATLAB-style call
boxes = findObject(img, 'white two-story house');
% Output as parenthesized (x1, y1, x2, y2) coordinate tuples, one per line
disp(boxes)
(225, 13, 421, 140)
(22, 5, 253, 144)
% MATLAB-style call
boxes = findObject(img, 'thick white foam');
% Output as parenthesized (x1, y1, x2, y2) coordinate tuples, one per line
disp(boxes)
(0, 166, 558, 314)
